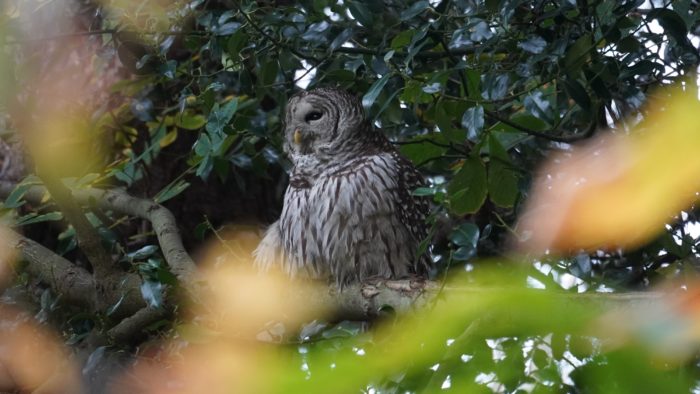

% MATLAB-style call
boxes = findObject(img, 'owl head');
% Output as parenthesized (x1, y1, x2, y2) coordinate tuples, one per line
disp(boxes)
(283, 87, 368, 162)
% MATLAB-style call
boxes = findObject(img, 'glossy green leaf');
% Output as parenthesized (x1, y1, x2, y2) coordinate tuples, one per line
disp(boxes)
(140, 280, 164, 308)
(346, 0, 374, 26)
(206, 99, 238, 136)
(127, 245, 159, 261)
(564, 33, 592, 75)
(461, 105, 484, 141)
(175, 113, 207, 130)
(155, 180, 191, 203)
(15, 211, 63, 226)
(362, 74, 391, 110)
(487, 134, 519, 208)
(447, 155, 488, 215)
(647, 9, 688, 44)
(400, 1, 429, 20)
(564, 79, 591, 111)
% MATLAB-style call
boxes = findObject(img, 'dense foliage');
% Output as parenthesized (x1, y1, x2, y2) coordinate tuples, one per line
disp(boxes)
(93, 0, 700, 287)
(1, 0, 700, 392)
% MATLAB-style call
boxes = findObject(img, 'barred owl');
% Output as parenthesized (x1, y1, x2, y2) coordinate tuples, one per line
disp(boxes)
(254, 87, 430, 285)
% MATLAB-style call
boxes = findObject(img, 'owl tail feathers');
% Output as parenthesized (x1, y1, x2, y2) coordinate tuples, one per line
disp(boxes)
(253, 222, 286, 273)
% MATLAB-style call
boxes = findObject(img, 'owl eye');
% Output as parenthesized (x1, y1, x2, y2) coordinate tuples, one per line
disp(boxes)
(305, 111, 323, 122)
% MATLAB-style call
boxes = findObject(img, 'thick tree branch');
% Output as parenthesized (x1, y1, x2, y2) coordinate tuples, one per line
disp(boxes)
(283, 279, 663, 320)
(107, 307, 170, 344)
(1, 229, 96, 309)
(38, 176, 117, 282)
(0, 228, 145, 318)
(0, 182, 202, 296)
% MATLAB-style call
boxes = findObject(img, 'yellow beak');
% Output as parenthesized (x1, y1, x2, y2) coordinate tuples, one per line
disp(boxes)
(293, 128, 302, 144)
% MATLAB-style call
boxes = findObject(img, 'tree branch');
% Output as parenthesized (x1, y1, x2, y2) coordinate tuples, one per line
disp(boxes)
(282, 279, 663, 320)
(0, 182, 202, 297)
(107, 306, 170, 344)
(38, 176, 118, 283)
(1, 229, 96, 310)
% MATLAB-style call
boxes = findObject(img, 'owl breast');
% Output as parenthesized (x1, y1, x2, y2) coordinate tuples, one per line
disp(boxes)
(278, 152, 417, 284)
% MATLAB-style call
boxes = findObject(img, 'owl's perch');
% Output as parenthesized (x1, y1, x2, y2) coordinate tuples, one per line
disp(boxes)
(283, 280, 663, 321)
(0, 182, 664, 330)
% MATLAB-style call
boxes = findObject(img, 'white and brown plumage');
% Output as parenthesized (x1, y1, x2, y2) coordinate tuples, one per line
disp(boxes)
(254, 87, 429, 285)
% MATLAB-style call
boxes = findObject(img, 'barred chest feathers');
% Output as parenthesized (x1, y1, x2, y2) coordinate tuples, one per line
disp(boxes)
(279, 152, 417, 284)
(253, 87, 429, 285)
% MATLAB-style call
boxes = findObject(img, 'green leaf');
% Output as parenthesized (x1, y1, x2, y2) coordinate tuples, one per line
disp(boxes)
(412, 187, 437, 196)
(450, 223, 480, 247)
(391, 30, 414, 49)
(400, 1, 429, 20)
(127, 245, 159, 261)
(206, 98, 238, 136)
(564, 34, 592, 76)
(564, 79, 591, 111)
(488, 134, 519, 208)
(260, 60, 279, 86)
(346, 0, 374, 27)
(227, 30, 249, 56)
(140, 280, 164, 308)
(399, 137, 446, 166)
(155, 180, 191, 203)
(362, 73, 391, 110)
(450, 222, 480, 261)
(461, 105, 484, 141)
(196, 155, 214, 179)
(175, 113, 207, 130)
(4, 182, 35, 209)
(16, 211, 63, 226)
(330, 28, 354, 51)
(518, 36, 547, 54)
(447, 155, 487, 215)
(194, 133, 212, 156)
(481, 74, 509, 100)
(647, 9, 688, 44)
(508, 113, 549, 131)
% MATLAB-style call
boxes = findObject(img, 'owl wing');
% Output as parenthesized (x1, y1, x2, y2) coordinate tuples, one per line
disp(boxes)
(320, 153, 428, 281)
(253, 221, 284, 272)
(394, 153, 431, 272)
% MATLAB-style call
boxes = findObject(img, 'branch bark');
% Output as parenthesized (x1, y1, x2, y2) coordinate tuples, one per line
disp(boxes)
(107, 307, 170, 344)
(1, 229, 96, 309)
(38, 176, 118, 285)
(0, 182, 200, 284)
(283, 279, 663, 321)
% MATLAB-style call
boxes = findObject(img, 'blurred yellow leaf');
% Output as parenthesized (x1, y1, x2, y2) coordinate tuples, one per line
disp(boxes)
(518, 86, 700, 253)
